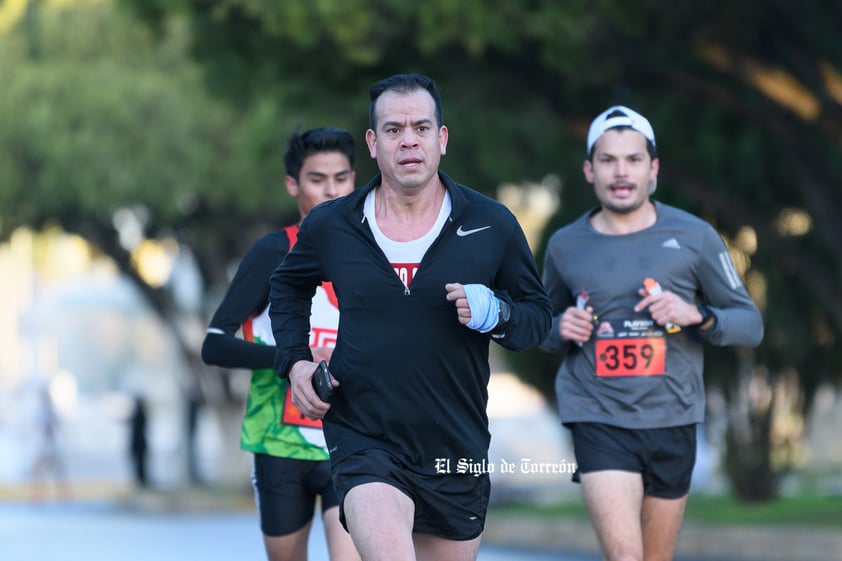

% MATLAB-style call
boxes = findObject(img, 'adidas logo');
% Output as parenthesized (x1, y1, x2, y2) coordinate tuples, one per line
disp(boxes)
(662, 238, 681, 249)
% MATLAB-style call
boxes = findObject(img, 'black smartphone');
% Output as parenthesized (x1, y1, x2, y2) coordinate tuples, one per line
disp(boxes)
(311, 360, 334, 403)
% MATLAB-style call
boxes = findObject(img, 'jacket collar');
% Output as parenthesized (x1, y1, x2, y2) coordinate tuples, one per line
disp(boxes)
(343, 170, 469, 221)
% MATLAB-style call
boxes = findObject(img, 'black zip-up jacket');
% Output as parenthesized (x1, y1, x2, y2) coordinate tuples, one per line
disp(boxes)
(269, 171, 551, 474)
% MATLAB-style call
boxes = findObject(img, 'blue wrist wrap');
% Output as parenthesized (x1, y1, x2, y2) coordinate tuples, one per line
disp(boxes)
(464, 284, 499, 333)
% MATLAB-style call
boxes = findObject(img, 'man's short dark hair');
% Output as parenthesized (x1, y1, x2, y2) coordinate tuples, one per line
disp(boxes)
(369, 74, 444, 131)
(284, 127, 355, 181)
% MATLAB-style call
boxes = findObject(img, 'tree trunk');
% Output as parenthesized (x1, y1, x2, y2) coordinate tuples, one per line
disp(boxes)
(721, 349, 804, 502)
(85, 219, 247, 488)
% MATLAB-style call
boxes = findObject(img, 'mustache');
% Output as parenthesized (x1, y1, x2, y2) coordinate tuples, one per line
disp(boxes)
(607, 179, 656, 194)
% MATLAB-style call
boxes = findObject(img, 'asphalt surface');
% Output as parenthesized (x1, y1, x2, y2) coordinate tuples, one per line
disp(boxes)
(0, 499, 600, 561)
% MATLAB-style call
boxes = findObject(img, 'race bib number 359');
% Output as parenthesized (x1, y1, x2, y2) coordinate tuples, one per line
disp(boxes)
(595, 337, 666, 377)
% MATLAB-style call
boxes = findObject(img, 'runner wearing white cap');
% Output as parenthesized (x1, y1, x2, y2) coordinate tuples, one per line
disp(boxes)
(541, 105, 764, 561)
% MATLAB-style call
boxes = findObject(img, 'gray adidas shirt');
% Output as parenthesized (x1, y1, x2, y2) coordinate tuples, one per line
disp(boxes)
(541, 201, 763, 428)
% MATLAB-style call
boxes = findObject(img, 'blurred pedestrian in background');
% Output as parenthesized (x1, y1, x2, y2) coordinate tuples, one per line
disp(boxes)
(29, 381, 70, 502)
(128, 394, 149, 488)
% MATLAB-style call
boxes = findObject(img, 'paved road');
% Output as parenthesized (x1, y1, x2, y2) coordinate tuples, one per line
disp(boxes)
(0, 500, 599, 561)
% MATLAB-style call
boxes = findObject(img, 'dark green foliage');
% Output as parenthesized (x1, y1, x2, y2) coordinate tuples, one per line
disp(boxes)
(5, 0, 841, 498)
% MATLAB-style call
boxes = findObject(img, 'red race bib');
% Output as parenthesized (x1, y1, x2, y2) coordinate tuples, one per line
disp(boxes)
(592, 319, 667, 377)
(595, 337, 666, 376)
(282, 386, 323, 428)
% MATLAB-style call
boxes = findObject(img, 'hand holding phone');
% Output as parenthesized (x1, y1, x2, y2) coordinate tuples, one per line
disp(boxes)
(311, 360, 334, 403)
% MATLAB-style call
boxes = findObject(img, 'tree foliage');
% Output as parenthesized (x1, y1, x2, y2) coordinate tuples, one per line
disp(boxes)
(138, 0, 842, 500)
(4, 0, 841, 498)
(119, 0, 842, 346)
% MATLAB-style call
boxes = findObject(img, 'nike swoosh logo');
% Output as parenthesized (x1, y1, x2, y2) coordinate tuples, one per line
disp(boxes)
(456, 225, 491, 237)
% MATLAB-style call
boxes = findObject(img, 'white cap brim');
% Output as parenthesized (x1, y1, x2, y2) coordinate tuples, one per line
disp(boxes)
(587, 105, 656, 155)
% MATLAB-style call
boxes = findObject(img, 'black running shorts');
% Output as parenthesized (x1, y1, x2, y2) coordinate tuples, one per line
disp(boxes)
(332, 448, 490, 540)
(251, 453, 340, 537)
(569, 422, 697, 499)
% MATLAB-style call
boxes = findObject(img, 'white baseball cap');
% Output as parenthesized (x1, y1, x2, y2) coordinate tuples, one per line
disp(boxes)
(586, 105, 656, 155)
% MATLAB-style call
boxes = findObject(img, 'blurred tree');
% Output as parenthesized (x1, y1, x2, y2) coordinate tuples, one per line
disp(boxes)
(3, 0, 840, 499)
(120, 0, 842, 501)
(0, 0, 305, 484)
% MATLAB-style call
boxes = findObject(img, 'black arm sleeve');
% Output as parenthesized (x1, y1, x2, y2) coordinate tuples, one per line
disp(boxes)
(201, 231, 291, 371)
(201, 332, 277, 370)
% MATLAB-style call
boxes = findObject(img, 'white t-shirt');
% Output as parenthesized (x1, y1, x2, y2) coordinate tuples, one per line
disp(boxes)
(363, 189, 452, 287)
